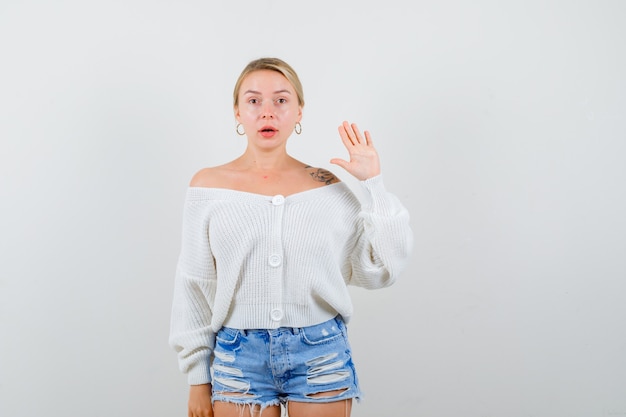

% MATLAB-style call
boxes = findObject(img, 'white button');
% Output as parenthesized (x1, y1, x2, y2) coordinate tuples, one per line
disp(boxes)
(272, 195, 285, 205)
(268, 254, 282, 267)
(270, 308, 284, 321)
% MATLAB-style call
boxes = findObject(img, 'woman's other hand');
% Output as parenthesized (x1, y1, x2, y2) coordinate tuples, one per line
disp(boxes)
(188, 384, 213, 417)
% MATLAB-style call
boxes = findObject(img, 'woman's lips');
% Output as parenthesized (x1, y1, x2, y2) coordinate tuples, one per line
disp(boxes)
(259, 126, 277, 138)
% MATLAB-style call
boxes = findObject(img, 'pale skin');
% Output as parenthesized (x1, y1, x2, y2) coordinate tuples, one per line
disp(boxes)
(187, 69, 381, 417)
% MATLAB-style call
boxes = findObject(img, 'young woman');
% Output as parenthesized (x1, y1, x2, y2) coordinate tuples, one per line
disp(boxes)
(169, 57, 413, 417)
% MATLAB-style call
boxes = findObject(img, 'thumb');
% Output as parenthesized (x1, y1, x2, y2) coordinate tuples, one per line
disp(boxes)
(330, 158, 349, 170)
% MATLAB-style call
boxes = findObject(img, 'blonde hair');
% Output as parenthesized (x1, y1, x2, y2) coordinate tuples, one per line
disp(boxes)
(233, 57, 305, 108)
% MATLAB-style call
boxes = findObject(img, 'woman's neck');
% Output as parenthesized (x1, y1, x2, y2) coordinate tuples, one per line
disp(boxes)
(236, 148, 300, 172)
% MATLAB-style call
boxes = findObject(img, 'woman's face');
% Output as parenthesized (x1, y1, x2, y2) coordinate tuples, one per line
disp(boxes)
(235, 70, 302, 146)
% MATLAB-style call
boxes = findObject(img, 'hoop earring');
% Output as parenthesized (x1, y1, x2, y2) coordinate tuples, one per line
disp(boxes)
(236, 123, 245, 136)
(294, 122, 302, 135)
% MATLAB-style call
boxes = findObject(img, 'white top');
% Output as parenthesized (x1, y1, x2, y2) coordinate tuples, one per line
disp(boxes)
(169, 174, 413, 384)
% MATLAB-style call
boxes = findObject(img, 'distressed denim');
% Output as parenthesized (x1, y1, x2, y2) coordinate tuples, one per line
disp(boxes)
(211, 316, 361, 410)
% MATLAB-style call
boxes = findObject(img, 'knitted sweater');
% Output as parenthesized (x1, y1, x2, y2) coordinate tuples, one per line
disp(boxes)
(169, 174, 413, 385)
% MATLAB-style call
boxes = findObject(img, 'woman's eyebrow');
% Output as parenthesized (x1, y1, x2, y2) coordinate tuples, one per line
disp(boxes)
(243, 89, 292, 95)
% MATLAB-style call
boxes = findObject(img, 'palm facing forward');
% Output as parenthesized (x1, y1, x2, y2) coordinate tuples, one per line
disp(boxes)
(331, 121, 381, 181)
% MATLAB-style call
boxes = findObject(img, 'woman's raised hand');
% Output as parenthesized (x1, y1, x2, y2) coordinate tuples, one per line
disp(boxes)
(331, 121, 381, 181)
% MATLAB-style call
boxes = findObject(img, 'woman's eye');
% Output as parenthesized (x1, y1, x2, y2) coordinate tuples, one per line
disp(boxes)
(248, 98, 258, 104)
(276, 98, 287, 104)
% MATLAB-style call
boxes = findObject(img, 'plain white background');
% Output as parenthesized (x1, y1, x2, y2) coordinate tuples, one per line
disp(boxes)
(1, 1, 625, 416)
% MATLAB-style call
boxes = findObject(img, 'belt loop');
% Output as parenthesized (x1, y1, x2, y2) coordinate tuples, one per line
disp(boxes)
(335, 315, 344, 330)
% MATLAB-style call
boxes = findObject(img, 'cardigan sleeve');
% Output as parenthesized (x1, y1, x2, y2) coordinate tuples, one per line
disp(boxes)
(169, 196, 217, 385)
(348, 174, 414, 289)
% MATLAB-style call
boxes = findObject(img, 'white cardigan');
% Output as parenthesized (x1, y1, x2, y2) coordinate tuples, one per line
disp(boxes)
(169, 175, 413, 384)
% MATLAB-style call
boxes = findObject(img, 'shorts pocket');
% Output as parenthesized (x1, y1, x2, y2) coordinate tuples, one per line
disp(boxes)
(216, 327, 241, 346)
(301, 319, 344, 345)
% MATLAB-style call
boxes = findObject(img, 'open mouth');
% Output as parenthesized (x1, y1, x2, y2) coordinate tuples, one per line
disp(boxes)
(259, 126, 278, 137)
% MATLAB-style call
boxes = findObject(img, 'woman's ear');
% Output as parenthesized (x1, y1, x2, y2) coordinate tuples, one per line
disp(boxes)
(234, 106, 240, 122)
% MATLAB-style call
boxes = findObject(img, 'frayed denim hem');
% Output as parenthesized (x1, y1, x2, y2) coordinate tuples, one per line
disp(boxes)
(211, 395, 282, 416)
(287, 388, 362, 404)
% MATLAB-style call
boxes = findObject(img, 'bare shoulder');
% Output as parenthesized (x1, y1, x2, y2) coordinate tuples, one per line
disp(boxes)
(304, 166, 342, 185)
(189, 166, 228, 188)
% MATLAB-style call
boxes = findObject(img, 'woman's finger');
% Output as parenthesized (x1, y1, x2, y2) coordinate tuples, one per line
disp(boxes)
(338, 125, 354, 148)
(350, 122, 364, 144)
(364, 130, 373, 146)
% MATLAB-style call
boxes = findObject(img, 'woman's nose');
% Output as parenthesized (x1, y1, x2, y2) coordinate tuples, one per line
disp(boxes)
(261, 102, 274, 118)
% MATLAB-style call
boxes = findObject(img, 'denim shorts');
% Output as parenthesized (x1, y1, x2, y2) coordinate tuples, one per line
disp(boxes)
(210, 316, 361, 409)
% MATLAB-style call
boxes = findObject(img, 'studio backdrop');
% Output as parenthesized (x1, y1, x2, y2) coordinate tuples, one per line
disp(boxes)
(1, 1, 625, 416)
